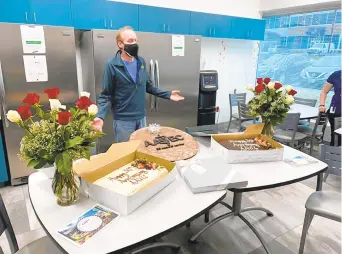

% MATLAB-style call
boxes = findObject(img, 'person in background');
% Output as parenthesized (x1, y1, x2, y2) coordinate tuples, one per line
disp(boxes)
(319, 70, 341, 146)
(92, 26, 184, 142)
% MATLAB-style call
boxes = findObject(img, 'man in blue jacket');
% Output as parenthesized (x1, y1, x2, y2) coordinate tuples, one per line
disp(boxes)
(93, 26, 184, 142)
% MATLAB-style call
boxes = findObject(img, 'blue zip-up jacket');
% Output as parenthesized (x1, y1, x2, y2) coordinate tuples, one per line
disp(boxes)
(96, 52, 171, 121)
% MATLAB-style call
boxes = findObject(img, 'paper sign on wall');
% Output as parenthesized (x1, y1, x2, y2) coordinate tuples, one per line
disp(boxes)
(172, 35, 185, 56)
(23, 55, 48, 82)
(20, 25, 46, 54)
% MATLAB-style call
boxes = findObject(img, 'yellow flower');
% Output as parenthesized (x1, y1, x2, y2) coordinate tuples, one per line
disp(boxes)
(285, 95, 295, 104)
(247, 84, 254, 91)
(49, 99, 66, 111)
(80, 91, 90, 98)
(88, 104, 98, 115)
(267, 82, 275, 89)
(285, 85, 293, 92)
(6, 110, 21, 123)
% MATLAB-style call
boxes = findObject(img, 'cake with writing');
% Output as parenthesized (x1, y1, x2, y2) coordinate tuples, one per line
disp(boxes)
(130, 126, 199, 161)
(218, 137, 273, 151)
(93, 159, 168, 196)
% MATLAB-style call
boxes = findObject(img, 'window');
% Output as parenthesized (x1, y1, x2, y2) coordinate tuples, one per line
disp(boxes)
(257, 9, 341, 107)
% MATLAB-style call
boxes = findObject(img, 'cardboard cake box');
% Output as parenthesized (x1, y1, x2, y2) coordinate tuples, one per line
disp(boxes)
(211, 124, 284, 164)
(73, 140, 177, 215)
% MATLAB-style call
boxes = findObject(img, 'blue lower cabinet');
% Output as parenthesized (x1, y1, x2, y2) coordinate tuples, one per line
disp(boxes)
(71, 0, 107, 29)
(139, 5, 190, 34)
(0, 132, 9, 183)
(0, 0, 30, 24)
(30, 0, 71, 26)
(107, 1, 138, 30)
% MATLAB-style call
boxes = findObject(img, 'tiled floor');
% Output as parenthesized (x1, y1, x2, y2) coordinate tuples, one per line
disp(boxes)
(0, 175, 340, 254)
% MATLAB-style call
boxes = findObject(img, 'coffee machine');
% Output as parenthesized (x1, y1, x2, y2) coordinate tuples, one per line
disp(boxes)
(197, 70, 218, 126)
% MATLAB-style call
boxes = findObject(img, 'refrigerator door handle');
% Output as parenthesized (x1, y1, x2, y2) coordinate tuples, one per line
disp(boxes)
(0, 62, 9, 128)
(25, 12, 28, 23)
(33, 12, 37, 24)
(154, 60, 160, 111)
(149, 59, 155, 111)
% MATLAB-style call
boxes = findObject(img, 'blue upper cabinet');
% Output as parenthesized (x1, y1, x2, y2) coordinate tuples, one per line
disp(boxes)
(190, 12, 231, 38)
(0, 0, 31, 24)
(231, 17, 266, 40)
(107, 1, 138, 30)
(30, 0, 71, 26)
(0, 130, 9, 183)
(139, 5, 190, 34)
(71, 0, 107, 29)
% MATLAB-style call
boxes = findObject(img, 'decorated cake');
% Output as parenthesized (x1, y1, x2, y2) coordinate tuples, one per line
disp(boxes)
(129, 126, 199, 161)
(218, 137, 274, 151)
(93, 159, 168, 196)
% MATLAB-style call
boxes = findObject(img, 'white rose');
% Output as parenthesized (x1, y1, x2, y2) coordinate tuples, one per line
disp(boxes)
(285, 85, 293, 92)
(80, 91, 90, 98)
(285, 95, 295, 104)
(247, 84, 254, 91)
(49, 99, 66, 111)
(88, 104, 98, 115)
(6, 110, 21, 123)
(267, 82, 275, 89)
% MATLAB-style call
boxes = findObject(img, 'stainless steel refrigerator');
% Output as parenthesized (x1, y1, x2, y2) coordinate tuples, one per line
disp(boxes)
(0, 23, 79, 185)
(78, 30, 201, 153)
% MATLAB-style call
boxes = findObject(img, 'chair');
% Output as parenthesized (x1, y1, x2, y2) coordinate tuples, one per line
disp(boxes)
(294, 98, 317, 126)
(299, 145, 341, 254)
(273, 113, 307, 148)
(322, 144, 342, 182)
(226, 92, 246, 132)
(0, 194, 63, 254)
(333, 117, 341, 146)
(298, 112, 328, 154)
(236, 102, 258, 131)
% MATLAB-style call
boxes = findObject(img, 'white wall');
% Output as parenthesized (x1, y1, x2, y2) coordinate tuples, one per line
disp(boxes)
(112, 0, 261, 18)
(260, 0, 340, 15)
(110, 0, 262, 123)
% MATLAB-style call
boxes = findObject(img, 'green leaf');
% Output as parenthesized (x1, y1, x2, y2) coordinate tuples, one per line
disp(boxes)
(43, 113, 50, 120)
(55, 152, 72, 175)
(70, 108, 76, 116)
(65, 136, 84, 149)
(84, 148, 91, 160)
(34, 160, 48, 169)
(64, 129, 71, 141)
(27, 159, 40, 168)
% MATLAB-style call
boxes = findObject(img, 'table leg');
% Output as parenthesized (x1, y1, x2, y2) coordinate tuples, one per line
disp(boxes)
(316, 172, 323, 191)
(190, 192, 273, 253)
(131, 242, 180, 254)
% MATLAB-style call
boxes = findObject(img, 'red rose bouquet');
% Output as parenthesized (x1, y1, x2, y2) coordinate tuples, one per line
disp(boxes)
(247, 78, 298, 137)
(6, 88, 104, 206)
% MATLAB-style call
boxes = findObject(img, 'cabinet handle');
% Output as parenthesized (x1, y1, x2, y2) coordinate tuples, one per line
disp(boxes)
(104, 18, 107, 28)
(33, 12, 36, 23)
(25, 12, 28, 23)
(168, 24, 170, 32)
(213, 28, 216, 36)
(110, 20, 113, 28)
(209, 28, 212, 36)
(163, 24, 166, 32)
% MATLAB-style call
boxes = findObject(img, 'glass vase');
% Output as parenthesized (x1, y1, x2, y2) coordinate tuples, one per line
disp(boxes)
(52, 170, 80, 206)
(262, 119, 275, 138)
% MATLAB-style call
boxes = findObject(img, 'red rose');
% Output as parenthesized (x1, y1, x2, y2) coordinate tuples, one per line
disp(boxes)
(17, 105, 32, 121)
(256, 78, 263, 85)
(274, 82, 283, 90)
(263, 77, 271, 84)
(44, 88, 59, 99)
(255, 84, 265, 94)
(23, 93, 40, 105)
(76, 96, 93, 111)
(288, 89, 297, 96)
(58, 112, 72, 125)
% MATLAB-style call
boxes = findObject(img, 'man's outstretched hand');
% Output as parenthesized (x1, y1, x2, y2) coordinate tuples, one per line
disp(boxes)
(92, 117, 104, 131)
(170, 90, 184, 101)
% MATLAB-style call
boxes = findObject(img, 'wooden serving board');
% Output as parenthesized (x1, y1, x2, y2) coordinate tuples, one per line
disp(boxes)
(130, 127, 199, 162)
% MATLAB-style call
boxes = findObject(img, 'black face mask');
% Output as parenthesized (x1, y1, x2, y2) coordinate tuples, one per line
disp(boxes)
(123, 43, 139, 57)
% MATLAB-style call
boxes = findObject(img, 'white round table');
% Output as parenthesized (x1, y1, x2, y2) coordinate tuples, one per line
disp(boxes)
(335, 128, 342, 135)
(189, 138, 328, 254)
(289, 104, 319, 120)
(28, 144, 227, 254)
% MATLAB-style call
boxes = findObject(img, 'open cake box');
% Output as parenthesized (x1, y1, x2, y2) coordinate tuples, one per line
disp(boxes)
(211, 124, 284, 163)
(73, 140, 176, 215)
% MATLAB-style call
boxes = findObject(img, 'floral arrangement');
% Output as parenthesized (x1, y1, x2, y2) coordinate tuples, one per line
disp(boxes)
(6, 88, 104, 205)
(247, 77, 297, 136)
